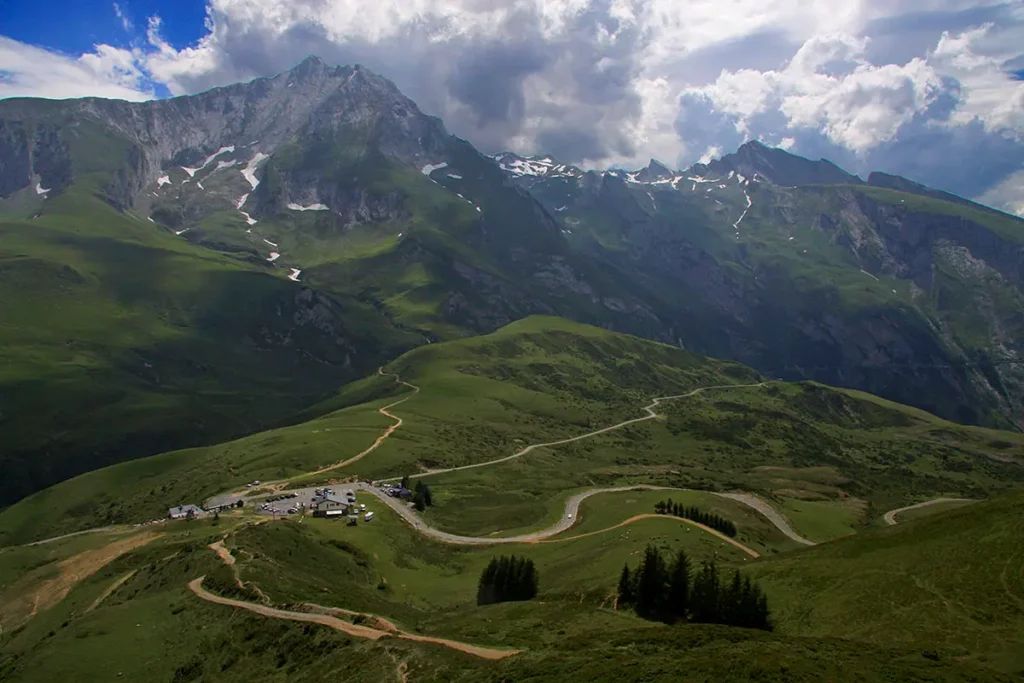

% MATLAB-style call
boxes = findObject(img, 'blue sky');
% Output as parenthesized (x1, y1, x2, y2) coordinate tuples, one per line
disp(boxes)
(0, 0, 1022, 215)
(4, 0, 206, 53)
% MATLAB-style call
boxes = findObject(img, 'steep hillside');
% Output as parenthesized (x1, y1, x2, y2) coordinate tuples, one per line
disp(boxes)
(0, 179, 417, 507)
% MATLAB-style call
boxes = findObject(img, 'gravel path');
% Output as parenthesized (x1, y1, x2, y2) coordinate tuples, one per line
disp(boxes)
(883, 498, 976, 525)
(389, 382, 767, 483)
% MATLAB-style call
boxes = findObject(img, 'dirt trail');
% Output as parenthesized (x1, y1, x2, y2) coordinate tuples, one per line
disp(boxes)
(1, 532, 161, 629)
(396, 382, 767, 482)
(86, 570, 138, 612)
(303, 602, 401, 633)
(22, 526, 120, 547)
(537, 513, 760, 558)
(209, 540, 236, 566)
(883, 498, 976, 525)
(295, 369, 419, 479)
(189, 577, 519, 660)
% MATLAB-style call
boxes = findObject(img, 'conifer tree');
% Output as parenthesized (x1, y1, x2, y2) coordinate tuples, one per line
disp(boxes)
(667, 549, 691, 621)
(690, 561, 721, 623)
(635, 544, 668, 620)
(617, 564, 634, 604)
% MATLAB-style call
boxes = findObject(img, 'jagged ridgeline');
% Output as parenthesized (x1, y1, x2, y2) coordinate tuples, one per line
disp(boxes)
(2, 55, 1024, 508)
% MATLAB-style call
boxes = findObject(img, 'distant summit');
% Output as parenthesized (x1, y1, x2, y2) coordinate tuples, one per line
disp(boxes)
(693, 140, 863, 187)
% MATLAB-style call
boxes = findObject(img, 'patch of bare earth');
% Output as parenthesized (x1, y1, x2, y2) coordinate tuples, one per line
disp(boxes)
(0, 532, 161, 630)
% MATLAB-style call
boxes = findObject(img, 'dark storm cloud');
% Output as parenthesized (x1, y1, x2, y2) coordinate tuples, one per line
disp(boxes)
(448, 40, 549, 125)
(674, 93, 746, 156)
(863, 3, 1016, 65)
(663, 29, 797, 84)
(156, 0, 649, 163)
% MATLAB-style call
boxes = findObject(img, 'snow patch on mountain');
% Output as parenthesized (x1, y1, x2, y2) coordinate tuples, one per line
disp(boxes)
(181, 146, 235, 178)
(242, 153, 269, 190)
(421, 162, 448, 176)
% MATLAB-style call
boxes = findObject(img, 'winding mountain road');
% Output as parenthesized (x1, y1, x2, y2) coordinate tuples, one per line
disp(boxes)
(212, 372, 816, 548)
(353, 482, 815, 547)
(299, 369, 420, 478)
(883, 498, 975, 525)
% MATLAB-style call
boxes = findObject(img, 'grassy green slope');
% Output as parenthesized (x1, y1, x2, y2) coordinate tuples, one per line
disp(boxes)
(0, 181, 412, 508)
(747, 489, 1024, 672)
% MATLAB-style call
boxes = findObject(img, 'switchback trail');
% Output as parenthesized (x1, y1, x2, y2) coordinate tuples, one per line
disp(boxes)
(188, 577, 519, 660)
(883, 498, 976, 525)
(392, 382, 768, 482)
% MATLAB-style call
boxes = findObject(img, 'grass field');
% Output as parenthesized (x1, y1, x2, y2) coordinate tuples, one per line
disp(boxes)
(746, 490, 1024, 673)
(892, 499, 976, 523)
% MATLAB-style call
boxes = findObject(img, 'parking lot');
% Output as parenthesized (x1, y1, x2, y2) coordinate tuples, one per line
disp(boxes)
(247, 485, 370, 518)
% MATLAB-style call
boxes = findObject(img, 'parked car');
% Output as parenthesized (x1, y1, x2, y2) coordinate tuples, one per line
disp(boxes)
(364, 512, 375, 522)
(359, 504, 366, 511)
(287, 508, 297, 514)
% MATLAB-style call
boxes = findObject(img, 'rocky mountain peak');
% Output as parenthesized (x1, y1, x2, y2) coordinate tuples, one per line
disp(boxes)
(635, 158, 675, 183)
(695, 140, 863, 187)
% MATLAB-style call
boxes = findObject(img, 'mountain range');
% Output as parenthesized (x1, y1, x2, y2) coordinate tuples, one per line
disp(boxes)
(1, 55, 1023, 504)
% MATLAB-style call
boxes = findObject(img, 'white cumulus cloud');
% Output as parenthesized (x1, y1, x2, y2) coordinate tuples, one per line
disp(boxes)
(0, 0, 1022, 209)
(0, 37, 152, 101)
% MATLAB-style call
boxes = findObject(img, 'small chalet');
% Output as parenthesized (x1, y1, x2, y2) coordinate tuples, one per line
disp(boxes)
(311, 494, 352, 518)
(168, 504, 203, 520)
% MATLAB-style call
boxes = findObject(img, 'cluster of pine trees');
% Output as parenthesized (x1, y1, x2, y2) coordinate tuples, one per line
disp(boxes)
(477, 555, 539, 606)
(618, 545, 771, 630)
(413, 481, 433, 511)
(655, 499, 737, 537)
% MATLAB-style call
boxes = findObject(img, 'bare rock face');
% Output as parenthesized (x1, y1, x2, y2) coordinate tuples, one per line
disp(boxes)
(0, 57, 452, 211)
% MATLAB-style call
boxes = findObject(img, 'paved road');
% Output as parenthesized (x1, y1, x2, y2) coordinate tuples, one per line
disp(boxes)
(883, 498, 975, 525)
(717, 492, 816, 545)
(233, 482, 814, 548)
(385, 382, 767, 483)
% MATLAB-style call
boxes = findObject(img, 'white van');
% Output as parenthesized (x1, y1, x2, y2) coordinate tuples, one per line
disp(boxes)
(364, 512, 375, 522)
